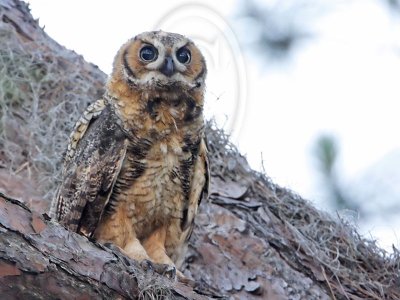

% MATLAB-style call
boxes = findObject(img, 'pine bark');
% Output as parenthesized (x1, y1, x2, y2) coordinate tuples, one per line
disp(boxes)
(0, 192, 206, 299)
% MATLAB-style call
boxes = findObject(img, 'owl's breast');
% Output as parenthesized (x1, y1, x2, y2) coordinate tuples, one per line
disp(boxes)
(113, 138, 188, 239)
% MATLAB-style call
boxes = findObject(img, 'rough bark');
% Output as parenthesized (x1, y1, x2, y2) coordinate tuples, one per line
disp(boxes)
(1, 1, 399, 299)
(0, 192, 205, 300)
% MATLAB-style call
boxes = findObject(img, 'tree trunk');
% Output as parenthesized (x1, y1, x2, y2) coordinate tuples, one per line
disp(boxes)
(0, 1, 399, 299)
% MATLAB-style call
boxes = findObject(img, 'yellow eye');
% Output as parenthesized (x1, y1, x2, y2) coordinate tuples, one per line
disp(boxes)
(176, 47, 191, 64)
(140, 45, 158, 62)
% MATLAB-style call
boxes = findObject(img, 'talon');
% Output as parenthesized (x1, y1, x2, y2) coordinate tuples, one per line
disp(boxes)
(103, 242, 114, 249)
(140, 259, 155, 272)
(103, 242, 124, 254)
(162, 265, 176, 280)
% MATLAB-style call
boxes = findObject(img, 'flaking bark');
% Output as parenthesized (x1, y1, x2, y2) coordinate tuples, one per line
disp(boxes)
(0, 192, 205, 300)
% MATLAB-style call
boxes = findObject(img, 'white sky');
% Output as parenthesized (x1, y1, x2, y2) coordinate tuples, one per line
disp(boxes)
(27, 0, 400, 250)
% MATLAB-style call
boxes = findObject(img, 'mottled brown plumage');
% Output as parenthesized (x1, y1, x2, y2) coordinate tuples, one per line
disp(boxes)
(50, 31, 209, 279)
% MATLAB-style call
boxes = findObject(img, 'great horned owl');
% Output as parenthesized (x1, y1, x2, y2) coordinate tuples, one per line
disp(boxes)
(50, 31, 209, 280)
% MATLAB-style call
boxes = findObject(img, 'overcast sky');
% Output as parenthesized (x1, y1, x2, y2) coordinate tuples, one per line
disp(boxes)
(27, 0, 400, 250)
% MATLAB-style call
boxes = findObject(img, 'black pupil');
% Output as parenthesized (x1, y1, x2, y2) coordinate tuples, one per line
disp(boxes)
(140, 46, 156, 61)
(177, 48, 191, 64)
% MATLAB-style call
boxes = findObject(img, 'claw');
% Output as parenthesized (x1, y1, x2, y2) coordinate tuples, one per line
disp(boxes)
(140, 260, 178, 280)
(103, 242, 124, 255)
(162, 265, 176, 280)
(103, 242, 114, 249)
(140, 259, 155, 272)
(102, 242, 132, 266)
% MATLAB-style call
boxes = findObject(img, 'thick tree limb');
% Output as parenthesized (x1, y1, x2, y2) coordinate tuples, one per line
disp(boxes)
(0, 192, 206, 300)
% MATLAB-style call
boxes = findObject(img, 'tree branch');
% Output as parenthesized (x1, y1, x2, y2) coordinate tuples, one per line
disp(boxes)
(0, 193, 207, 299)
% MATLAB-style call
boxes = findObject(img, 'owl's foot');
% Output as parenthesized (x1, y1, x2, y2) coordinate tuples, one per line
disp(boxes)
(162, 264, 176, 280)
(140, 259, 155, 271)
(103, 242, 123, 253)
(140, 259, 177, 280)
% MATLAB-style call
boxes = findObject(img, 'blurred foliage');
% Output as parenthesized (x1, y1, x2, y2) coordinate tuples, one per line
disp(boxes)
(236, 0, 400, 60)
(385, 0, 400, 11)
(235, 0, 326, 60)
(314, 135, 360, 213)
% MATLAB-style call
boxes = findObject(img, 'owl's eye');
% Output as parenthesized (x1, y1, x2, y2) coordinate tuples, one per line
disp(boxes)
(140, 45, 158, 62)
(176, 47, 191, 64)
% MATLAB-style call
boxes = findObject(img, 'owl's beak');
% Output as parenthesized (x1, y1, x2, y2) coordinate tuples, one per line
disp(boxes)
(160, 56, 174, 77)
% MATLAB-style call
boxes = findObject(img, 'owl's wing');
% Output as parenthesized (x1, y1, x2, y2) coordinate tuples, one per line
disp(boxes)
(51, 100, 127, 236)
(181, 137, 209, 238)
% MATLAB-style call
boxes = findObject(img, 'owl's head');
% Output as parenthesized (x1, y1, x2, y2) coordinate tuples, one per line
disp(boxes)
(111, 31, 207, 93)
